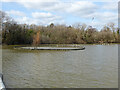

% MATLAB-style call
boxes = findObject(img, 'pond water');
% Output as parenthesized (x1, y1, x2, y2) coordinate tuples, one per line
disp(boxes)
(2, 45, 118, 88)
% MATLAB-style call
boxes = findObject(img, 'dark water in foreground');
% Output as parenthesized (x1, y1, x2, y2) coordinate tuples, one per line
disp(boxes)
(2, 45, 118, 88)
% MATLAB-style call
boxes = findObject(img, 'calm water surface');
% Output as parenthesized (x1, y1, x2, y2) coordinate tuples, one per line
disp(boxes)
(2, 45, 118, 88)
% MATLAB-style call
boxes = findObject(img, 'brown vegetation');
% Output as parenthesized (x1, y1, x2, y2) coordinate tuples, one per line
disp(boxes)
(1, 11, 120, 45)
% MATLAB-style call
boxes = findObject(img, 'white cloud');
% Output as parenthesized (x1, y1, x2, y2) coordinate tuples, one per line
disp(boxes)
(70, 0, 118, 2)
(3, 0, 118, 20)
(92, 12, 117, 24)
(2, 0, 118, 29)
(2, 0, 99, 15)
(98, 12, 117, 22)
(32, 12, 62, 23)
(16, 16, 41, 25)
(16, 16, 64, 25)
(6, 10, 25, 17)
(86, 11, 118, 30)
(17, 1, 100, 22)
(17, 0, 68, 12)
(15, 12, 64, 25)
(2, 0, 119, 2)
(66, 1, 98, 17)
(102, 2, 118, 11)
(32, 12, 56, 19)
(85, 11, 117, 27)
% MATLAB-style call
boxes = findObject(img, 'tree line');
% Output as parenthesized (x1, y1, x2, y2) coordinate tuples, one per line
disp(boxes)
(1, 11, 120, 45)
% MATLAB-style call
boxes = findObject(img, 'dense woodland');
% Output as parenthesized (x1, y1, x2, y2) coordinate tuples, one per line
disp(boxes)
(1, 11, 120, 45)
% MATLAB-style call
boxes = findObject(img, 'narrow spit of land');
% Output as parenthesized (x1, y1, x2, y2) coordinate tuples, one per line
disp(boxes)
(14, 46, 85, 50)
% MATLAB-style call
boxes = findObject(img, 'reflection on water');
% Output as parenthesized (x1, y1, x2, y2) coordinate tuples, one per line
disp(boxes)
(2, 45, 118, 88)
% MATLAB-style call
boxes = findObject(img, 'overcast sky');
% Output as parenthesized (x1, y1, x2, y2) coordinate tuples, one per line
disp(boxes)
(1, 0, 119, 30)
